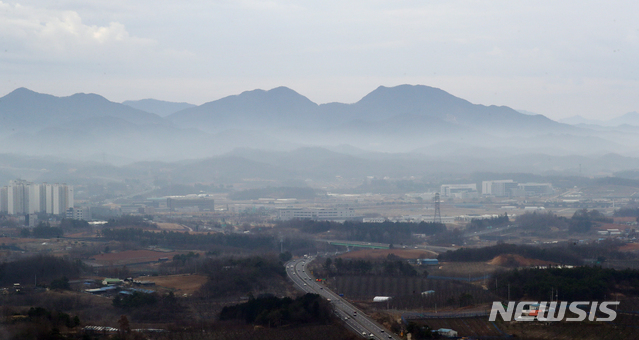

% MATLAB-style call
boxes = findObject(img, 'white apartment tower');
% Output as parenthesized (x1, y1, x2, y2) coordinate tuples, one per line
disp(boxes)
(0, 181, 73, 215)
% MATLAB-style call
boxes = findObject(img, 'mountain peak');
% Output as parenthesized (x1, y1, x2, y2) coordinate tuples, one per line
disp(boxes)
(2, 87, 48, 100)
(358, 84, 463, 106)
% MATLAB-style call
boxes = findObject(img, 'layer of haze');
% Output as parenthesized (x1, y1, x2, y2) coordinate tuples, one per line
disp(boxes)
(1, 1, 638, 120)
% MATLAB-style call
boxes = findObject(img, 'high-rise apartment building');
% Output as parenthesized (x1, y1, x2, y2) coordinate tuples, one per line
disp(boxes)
(0, 180, 74, 215)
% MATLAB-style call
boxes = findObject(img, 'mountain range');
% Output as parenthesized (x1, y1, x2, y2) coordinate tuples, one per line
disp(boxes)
(560, 112, 639, 127)
(1, 84, 639, 179)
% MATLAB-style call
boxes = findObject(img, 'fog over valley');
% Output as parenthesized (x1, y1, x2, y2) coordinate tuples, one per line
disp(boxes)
(1, 84, 639, 185)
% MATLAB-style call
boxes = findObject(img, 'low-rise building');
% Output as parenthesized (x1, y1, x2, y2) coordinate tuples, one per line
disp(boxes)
(277, 207, 356, 220)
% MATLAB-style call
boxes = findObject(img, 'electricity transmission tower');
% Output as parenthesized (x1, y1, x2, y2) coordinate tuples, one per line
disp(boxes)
(433, 193, 442, 223)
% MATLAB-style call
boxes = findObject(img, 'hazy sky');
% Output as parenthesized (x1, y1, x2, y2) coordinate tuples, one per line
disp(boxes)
(1, 1, 638, 120)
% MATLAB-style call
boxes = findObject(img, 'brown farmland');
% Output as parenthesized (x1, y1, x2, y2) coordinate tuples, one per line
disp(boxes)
(134, 274, 208, 294)
(88, 250, 185, 265)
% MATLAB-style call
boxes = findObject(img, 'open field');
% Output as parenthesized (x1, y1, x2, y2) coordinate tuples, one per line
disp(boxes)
(618, 243, 639, 252)
(0, 237, 37, 244)
(87, 249, 185, 266)
(427, 262, 503, 278)
(614, 217, 637, 223)
(134, 274, 208, 294)
(337, 248, 437, 259)
(488, 254, 556, 267)
(156, 222, 190, 231)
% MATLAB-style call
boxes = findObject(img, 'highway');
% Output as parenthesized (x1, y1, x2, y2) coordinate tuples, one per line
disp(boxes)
(286, 256, 399, 340)
(318, 238, 456, 254)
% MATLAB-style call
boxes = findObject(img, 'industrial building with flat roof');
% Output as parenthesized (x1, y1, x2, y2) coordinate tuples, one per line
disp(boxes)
(277, 207, 356, 221)
(481, 180, 554, 197)
(440, 184, 478, 198)
(167, 197, 215, 212)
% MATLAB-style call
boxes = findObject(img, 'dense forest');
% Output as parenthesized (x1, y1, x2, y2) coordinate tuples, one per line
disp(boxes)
(219, 293, 333, 327)
(112, 291, 185, 322)
(323, 255, 422, 277)
(277, 220, 446, 244)
(614, 206, 639, 218)
(0, 255, 85, 286)
(19, 222, 64, 238)
(198, 255, 288, 298)
(492, 266, 639, 302)
(100, 228, 313, 252)
(438, 240, 635, 265)
(466, 214, 510, 232)
(515, 209, 612, 234)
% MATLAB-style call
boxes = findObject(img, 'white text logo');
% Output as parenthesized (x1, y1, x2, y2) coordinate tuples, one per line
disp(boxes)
(488, 301, 619, 322)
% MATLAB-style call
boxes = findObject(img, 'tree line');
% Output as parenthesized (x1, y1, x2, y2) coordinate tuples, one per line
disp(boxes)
(441, 240, 635, 266)
(323, 255, 422, 277)
(514, 209, 612, 234)
(0, 255, 85, 286)
(614, 206, 639, 218)
(438, 243, 583, 265)
(277, 220, 446, 244)
(100, 227, 298, 251)
(492, 266, 639, 301)
(219, 293, 333, 327)
(198, 255, 287, 299)
(467, 214, 510, 232)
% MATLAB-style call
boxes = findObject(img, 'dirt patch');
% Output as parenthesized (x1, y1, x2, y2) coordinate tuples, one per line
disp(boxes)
(65, 231, 96, 238)
(337, 248, 437, 259)
(427, 262, 501, 278)
(88, 250, 184, 265)
(134, 274, 208, 295)
(156, 223, 190, 231)
(0, 237, 34, 244)
(613, 217, 637, 223)
(618, 243, 639, 252)
(488, 254, 556, 267)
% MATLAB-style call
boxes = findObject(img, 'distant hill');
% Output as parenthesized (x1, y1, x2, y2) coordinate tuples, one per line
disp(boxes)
(517, 110, 540, 116)
(122, 99, 196, 117)
(168, 86, 319, 131)
(609, 111, 639, 126)
(560, 115, 607, 126)
(1, 85, 637, 165)
(0, 88, 167, 131)
(168, 84, 575, 143)
(560, 112, 639, 127)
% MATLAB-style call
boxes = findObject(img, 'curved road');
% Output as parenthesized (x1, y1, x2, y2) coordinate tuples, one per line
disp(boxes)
(287, 256, 398, 340)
